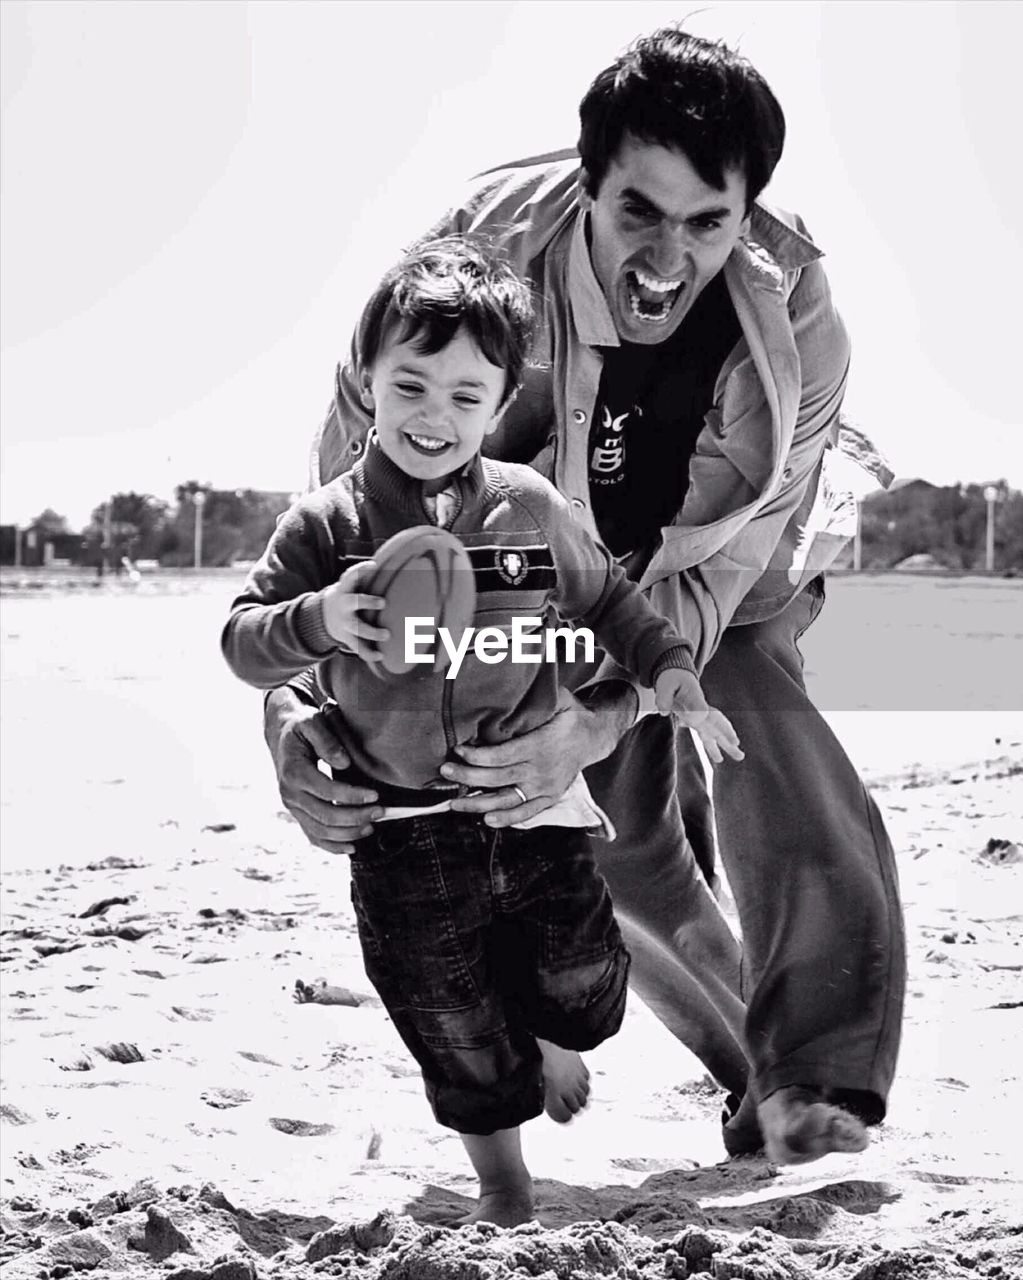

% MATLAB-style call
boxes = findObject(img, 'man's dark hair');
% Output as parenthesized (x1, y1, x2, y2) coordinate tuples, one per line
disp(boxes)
(577, 27, 786, 209)
(358, 237, 534, 405)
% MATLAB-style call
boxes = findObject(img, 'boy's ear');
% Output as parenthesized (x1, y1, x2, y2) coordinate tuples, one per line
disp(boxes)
(358, 370, 375, 410)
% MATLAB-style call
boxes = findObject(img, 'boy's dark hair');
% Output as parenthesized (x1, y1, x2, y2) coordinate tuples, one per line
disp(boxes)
(358, 237, 534, 404)
(577, 27, 785, 210)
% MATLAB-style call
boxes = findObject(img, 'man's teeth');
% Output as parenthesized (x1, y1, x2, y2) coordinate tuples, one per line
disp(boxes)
(626, 270, 684, 322)
(407, 434, 448, 451)
(633, 270, 682, 293)
(629, 298, 671, 322)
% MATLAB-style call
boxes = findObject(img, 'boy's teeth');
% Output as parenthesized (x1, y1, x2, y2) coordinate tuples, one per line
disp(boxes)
(408, 434, 447, 451)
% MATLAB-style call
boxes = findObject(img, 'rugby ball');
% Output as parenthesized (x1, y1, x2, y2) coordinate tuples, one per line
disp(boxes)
(366, 526, 476, 674)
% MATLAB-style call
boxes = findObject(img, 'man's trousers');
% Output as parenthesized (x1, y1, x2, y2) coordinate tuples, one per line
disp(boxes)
(584, 577, 906, 1119)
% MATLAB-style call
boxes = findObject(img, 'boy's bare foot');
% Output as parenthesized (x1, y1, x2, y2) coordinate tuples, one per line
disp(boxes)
(537, 1039, 590, 1123)
(457, 1128, 535, 1227)
(454, 1184, 535, 1227)
(758, 1085, 869, 1165)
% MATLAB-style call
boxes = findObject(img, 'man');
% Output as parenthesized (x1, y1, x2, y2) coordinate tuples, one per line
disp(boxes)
(264, 27, 905, 1165)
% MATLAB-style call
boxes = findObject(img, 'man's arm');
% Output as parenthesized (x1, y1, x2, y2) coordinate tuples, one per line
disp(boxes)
(643, 254, 850, 673)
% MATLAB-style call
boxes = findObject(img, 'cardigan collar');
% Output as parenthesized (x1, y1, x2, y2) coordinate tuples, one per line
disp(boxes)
(357, 431, 490, 520)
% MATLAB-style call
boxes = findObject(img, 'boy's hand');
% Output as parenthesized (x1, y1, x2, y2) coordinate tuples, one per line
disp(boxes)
(653, 668, 744, 764)
(690, 706, 745, 765)
(320, 561, 388, 664)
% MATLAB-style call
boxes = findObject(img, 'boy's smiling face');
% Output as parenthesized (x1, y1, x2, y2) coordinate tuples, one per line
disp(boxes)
(363, 327, 508, 482)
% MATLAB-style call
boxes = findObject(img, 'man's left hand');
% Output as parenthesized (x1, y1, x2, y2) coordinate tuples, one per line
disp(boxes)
(442, 684, 636, 827)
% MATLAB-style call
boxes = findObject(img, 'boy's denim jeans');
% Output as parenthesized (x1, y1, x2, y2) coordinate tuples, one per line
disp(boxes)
(349, 815, 629, 1135)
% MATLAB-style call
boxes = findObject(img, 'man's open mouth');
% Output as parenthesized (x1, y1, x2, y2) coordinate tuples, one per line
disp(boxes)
(405, 432, 453, 457)
(625, 270, 685, 323)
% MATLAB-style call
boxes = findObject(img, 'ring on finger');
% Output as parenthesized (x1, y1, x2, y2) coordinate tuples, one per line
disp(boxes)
(511, 784, 528, 805)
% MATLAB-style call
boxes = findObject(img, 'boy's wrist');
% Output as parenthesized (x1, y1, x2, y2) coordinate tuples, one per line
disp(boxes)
(649, 645, 697, 685)
(296, 594, 340, 654)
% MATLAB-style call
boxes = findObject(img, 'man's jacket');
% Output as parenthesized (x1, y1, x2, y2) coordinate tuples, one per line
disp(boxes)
(311, 151, 891, 672)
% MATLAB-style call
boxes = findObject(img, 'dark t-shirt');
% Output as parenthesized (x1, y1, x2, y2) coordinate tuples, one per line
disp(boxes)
(588, 273, 741, 561)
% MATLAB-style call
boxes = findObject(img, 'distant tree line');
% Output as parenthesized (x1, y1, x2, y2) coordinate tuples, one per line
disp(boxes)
(2, 477, 1021, 573)
(843, 479, 1023, 573)
(0, 484, 295, 569)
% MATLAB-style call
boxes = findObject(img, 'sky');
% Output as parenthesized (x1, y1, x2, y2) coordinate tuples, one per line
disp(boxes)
(1, 0, 1020, 530)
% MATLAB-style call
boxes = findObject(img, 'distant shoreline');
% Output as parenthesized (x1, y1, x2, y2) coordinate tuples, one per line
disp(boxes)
(1, 564, 1019, 598)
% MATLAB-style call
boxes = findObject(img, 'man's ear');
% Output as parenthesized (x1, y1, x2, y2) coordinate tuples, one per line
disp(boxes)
(739, 211, 753, 239)
(487, 386, 519, 433)
(577, 170, 595, 213)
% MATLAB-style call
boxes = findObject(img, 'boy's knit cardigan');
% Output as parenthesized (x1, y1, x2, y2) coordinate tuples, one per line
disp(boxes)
(223, 438, 694, 791)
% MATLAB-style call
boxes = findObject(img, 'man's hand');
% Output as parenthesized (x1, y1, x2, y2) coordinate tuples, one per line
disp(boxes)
(654, 668, 744, 764)
(442, 683, 637, 828)
(264, 686, 383, 855)
(320, 561, 387, 663)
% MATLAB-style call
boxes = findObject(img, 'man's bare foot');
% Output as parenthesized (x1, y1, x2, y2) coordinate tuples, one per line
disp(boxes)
(538, 1039, 590, 1123)
(722, 1088, 763, 1157)
(454, 1184, 535, 1227)
(758, 1085, 869, 1165)
(293, 978, 376, 1007)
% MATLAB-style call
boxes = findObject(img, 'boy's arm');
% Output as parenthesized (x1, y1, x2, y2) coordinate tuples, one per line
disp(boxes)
(222, 503, 344, 689)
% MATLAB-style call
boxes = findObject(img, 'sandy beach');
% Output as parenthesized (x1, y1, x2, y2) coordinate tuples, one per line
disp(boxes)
(1, 572, 1021, 1280)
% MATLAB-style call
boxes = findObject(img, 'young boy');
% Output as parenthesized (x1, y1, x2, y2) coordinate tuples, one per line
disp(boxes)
(222, 237, 740, 1226)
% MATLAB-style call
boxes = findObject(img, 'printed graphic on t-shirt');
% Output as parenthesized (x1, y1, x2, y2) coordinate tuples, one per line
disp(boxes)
(589, 406, 629, 484)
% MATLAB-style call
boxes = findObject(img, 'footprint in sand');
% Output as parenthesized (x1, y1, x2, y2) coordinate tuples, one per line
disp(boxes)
(201, 1087, 252, 1110)
(171, 1006, 215, 1022)
(0, 1104, 35, 1125)
(94, 1042, 146, 1064)
(268, 1117, 336, 1137)
(293, 978, 380, 1007)
(238, 1050, 281, 1066)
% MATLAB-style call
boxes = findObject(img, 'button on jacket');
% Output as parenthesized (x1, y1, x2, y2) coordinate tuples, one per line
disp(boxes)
(311, 151, 891, 672)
